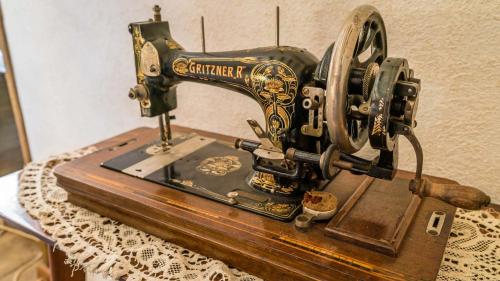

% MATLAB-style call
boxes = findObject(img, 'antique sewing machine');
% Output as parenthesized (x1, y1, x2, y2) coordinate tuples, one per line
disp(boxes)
(104, 4, 489, 219)
(56, 5, 491, 280)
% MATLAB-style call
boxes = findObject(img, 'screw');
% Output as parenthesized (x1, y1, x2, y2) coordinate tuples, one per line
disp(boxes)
(227, 191, 239, 205)
(128, 88, 137, 99)
(153, 5, 162, 22)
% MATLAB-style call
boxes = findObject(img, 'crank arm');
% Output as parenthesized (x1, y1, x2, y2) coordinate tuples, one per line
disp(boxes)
(396, 123, 490, 210)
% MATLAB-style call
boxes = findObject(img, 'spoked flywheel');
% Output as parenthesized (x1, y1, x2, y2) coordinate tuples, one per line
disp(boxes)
(325, 5, 387, 154)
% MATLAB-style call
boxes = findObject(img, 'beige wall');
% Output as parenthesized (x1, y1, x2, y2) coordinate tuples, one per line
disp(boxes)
(2, 0, 499, 202)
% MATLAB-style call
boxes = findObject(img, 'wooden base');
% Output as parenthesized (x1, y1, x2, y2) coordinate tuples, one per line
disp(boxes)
(55, 126, 456, 281)
(324, 176, 422, 256)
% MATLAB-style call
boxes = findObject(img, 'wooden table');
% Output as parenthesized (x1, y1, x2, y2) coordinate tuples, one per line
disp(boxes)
(0, 172, 85, 281)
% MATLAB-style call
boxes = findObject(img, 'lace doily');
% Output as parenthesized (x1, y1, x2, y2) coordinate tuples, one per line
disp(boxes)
(17, 148, 499, 281)
(18, 148, 259, 281)
(436, 208, 499, 281)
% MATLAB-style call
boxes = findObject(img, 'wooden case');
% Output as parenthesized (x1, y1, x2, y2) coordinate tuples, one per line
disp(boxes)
(55, 126, 456, 281)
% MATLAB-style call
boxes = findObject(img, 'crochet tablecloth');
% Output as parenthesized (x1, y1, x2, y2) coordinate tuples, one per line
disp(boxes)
(17, 148, 499, 280)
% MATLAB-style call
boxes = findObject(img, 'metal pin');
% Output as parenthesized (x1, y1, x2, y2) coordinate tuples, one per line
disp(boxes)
(201, 16, 206, 53)
(164, 113, 172, 144)
(159, 114, 167, 149)
(276, 6, 280, 47)
(153, 5, 161, 22)
(158, 113, 173, 150)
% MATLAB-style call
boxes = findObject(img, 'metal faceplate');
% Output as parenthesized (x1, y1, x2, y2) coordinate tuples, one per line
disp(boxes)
(140, 42, 161, 77)
(122, 136, 215, 178)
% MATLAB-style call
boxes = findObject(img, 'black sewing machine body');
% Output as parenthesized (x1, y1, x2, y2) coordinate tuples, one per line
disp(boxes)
(129, 20, 323, 152)
(103, 5, 490, 225)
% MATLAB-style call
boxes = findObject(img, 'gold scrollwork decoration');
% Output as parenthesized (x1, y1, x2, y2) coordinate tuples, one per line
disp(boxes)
(132, 26, 146, 83)
(172, 58, 189, 75)
(263, 202, 294, 216)
(251, 61, 297, 147)
(250, 172, 296, 194)
(196, 156, 242, 176)
(250, 61, 298, 106)
(171, 57, 299, 149)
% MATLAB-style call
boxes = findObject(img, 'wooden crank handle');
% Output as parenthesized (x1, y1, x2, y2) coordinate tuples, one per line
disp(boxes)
(417, 178, 490, 210)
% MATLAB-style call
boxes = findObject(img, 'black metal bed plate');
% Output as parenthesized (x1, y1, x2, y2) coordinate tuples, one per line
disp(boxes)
(101, 134, 302, 221)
